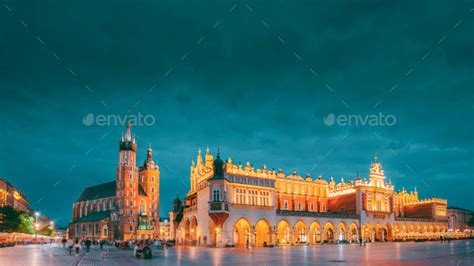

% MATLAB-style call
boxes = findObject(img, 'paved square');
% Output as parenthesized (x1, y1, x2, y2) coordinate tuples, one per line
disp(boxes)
(0, 240, 472, 265)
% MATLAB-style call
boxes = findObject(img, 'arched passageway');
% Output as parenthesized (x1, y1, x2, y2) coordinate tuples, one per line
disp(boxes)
(309, 222, 322, 244)
(323, 222, 335, 243)
(233, 218, 252, 247)
(190, 217, 198, 244)
(349, 223, 359, 242)
(277, 220, 291, 245)
(254, 219, 271, 247)
(294, 221, 308, 244)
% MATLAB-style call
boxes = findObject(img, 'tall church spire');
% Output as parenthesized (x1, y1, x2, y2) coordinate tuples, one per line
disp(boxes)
(124, 120, 132, 141)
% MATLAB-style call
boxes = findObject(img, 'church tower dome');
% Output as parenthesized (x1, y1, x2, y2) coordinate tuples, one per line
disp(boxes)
(213, 149, 224, 177)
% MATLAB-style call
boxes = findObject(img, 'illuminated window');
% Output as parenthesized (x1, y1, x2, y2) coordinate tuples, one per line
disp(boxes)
(213, 190, 220, 202)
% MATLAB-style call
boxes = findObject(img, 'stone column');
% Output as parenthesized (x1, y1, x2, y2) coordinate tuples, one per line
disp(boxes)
(270, 226, 277, 246)
(216, 227, 223, 248)
(290, 229, 295, 245)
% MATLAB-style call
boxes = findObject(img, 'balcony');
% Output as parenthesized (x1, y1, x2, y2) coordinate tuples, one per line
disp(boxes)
(395, 217, 448, 223)
(183, 205, 197, 214)
(208, 201, 229, 213)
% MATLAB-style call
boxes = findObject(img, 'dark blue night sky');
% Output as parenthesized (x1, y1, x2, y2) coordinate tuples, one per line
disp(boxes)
(0, 0, 472, 226)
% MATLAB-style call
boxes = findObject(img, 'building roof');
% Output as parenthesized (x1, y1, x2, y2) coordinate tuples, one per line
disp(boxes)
(448, 206, 473, 213)
(74, 211, 111, 223)
(77, 181, 116, 202)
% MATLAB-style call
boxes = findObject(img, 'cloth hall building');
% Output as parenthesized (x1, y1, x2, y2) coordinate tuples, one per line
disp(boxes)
(170, 150, 449, 247)
(68, 123, 160, 240)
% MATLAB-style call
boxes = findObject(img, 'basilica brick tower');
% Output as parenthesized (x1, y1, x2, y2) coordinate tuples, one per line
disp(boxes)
(116, 121, 139, 239)
(68, 122, 160, 240)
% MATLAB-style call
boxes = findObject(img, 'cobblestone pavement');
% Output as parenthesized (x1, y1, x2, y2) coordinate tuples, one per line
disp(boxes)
(0, 240, 473, 266)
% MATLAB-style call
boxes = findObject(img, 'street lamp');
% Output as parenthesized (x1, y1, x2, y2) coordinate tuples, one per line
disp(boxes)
(35, 211, 40, 241)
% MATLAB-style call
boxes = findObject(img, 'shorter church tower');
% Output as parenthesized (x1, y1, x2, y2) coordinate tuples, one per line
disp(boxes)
(138, 145, 160, 219)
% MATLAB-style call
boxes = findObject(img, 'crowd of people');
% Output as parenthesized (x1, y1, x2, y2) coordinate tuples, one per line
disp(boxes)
(60, 237, 163, 259)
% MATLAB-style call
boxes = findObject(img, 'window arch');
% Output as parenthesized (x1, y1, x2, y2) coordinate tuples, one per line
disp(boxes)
(102, 225, 108, 237)
(140, 200, 146, 213)
(283, 200, 288, 210)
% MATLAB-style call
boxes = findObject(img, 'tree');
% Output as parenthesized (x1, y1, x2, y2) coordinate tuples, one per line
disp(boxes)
(17, 213, 35, 234)
(38, 224, 55, 237)
(0, 206, 20, 233)
(0, 206, 35, 234)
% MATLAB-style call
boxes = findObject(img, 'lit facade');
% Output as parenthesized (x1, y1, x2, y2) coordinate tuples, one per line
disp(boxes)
(68, 123, 161, 240)
(171, 151, 453, 247)
(0, 178, 30, 213)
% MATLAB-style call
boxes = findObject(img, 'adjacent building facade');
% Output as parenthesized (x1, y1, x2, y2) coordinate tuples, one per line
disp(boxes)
(447, 206, 473, 237)
(68, 123, 161, 240)
(170, 151, 452, 247)
(0, 178, 30, 213)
